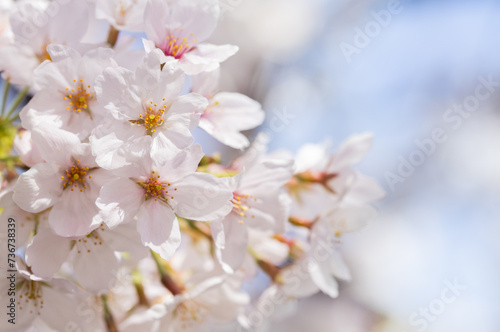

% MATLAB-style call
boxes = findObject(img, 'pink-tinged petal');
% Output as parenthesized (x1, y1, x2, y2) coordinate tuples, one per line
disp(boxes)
(170, 173, 232, 221)
(40, 282, 88, 331)
(191, 68, 220, 97)
(95, 66, 142, 120)
(136, 199, 180, 260)
(141, 54, 184, 103)
(167, 93, 208, 118)
(90, 120, 146, 170)
(215, 214, 248, 272)
(328, 132, 373, 173)
(207, 92, 264, 130)
(155, 143, 204, 181)
(240, 159, 294, 196)
(98, 223, 149, 260)
(72, 240, 119, 294)
(13, 163, 63, 213)
(25, 228, 72, 279)
(97, 178, 144, 229)
(180, 43, 239, 75)
(14, 130, 44, 167)
(144, 0, 171, 45)
(0, 192, 35, 246)
(49, 189, 102, 237)
(30, 123, 82, 166)
(169, 0, 219, 42)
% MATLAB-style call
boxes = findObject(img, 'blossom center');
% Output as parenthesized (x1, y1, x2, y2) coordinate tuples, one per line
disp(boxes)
(18, 280, 44, 316)
(62, 160, 91, 192)
(175, 299, 209, 324)
(140, 171, 177, 202)
(130, 100, 167, 134)
(163, 30, 198, 59)
(231, 193, 256, 223)
(64, 79, 92, 113)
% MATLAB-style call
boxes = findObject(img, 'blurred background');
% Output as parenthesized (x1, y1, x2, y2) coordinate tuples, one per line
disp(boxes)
(202, 0, 500, 331)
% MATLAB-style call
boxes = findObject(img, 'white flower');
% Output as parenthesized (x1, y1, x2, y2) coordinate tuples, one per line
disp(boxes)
(0, 0, 90, 86)
(0, 191, 40, 248)
(12, 123, 108, 237)
(289, 133, 385, 219)
(97, 140, 233, 260)
(20, 45, 116, 139)
(25, 222, 148, 294)
(211, 141, 294, 273)
(191, 68, 265, 149)
(120, 274, 249, 332)
(13, 129, 44, 167)
(0, 260, 88, 332)
(143, 0, 238, 75)
(95, 0, 147, 32)
(92, 48, 208, 168)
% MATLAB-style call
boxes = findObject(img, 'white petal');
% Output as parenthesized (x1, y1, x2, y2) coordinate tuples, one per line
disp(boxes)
(136, 200, 180, 260)
(308, 258, 339, 298)
(328, 132, 373, 172)
(216, 214, 248, 272)
(170, 173, 232, 221)
(49, 189, 101, 237)
(25, 228, 71, 279)
(97, 178, 144, 229)
(72, 240, 119, 294)
(13, 163, 63, 213)
(180, 43, 238, 75)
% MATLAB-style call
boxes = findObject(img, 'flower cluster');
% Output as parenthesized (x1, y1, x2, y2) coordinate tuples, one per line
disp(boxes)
(0, 0, 384, 331)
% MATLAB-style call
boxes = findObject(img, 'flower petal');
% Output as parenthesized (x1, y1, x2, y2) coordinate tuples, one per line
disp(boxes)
(25, 228, 72, 279)
(136, 199, 180, 260)
(170, 172, 232, 221)
(13, 163, 63, 213)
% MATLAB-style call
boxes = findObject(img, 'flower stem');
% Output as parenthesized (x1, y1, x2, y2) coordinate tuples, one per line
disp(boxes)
(101, 294, 119, 332)
(150, 250, 184, 295)
(5, 85, 29, 122)
(106, 26, 120, 47)
(1, 79, 10, 117)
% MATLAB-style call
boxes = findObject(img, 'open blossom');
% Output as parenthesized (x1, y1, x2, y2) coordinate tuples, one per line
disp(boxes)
(20, 45, 116, 139)
(143, 0, 238, 75)
(288, 133, 385, 219)
(0, 260, 88, 332)
(95, 0, 147, 32)
(211, 137, 294, 273)
(0, 0, 90, 86)
(191, 68, 265, 149)
(12, 123, 109, 237)
(92, 48, 207, 168)
(25, 222, 148, 294)
(97, 139, 233, 260)
(0, 1, 387, 330)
